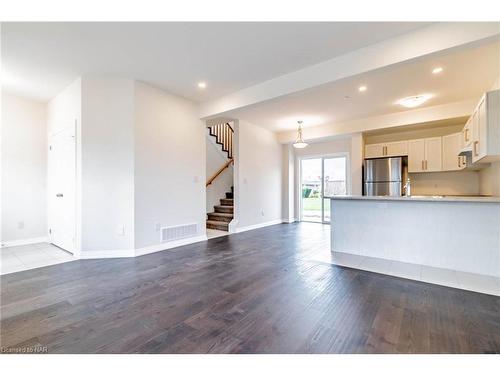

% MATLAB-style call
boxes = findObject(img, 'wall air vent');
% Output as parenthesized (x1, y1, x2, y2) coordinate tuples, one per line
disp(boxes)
(160, 223, 198, 242)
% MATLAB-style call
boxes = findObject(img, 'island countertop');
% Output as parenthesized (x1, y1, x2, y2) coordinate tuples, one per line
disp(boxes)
(329, 195, 500, 203)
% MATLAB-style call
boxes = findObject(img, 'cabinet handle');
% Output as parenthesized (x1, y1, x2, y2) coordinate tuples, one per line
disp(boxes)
(421, 160, 425, 170)
(465, 129, 470, 142)
(383, 146, 387, 156)
(425, 160, 428, 170)
(473, 141, 479, 156)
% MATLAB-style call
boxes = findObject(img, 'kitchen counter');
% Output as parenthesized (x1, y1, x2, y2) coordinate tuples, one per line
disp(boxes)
(329, 195, 500, 203)
(330, 195, 500, 278)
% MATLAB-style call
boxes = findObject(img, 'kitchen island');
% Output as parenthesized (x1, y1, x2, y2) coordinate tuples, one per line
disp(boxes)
(330, 196, 500, 279)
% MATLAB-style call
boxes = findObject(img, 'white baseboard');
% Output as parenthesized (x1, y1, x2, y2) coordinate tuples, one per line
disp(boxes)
(1, 236, 49, 248)
(282, 218, 296, 224)
(79, 249, 134, 259)
(78, 235, 208, 259)
(234, 219, 283, 233)
(135, 235, 207, 257)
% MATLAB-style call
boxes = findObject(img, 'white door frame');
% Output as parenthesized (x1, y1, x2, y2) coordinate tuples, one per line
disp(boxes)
(297, 152, 350, 223)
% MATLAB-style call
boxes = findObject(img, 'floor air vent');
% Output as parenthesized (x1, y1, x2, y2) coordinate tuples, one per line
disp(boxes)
(161, 223, 198, 242)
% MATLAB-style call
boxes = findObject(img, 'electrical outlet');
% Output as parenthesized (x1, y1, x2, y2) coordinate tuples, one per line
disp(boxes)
(117, 225, 125, 236)
(155, 223, 161, 232)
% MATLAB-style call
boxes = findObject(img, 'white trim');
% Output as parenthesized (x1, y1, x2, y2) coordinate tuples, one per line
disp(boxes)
(1, 236, 49, 248)
(282, 218, 296, 224)
(135, 235, 207, 257)
(78, 249, 134, 259)
(234, 219, 283, 233)
(78, 235, 208, 259)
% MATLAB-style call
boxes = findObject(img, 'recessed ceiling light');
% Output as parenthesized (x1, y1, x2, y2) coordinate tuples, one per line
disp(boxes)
(198, 82, 207, 89)
(358, 85, 367, 92)
(397, 94, 433, 108)
(432, 67, 443, 74)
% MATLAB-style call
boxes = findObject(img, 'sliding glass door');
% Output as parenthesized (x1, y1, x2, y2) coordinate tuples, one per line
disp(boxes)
(300, 155, 347, 223)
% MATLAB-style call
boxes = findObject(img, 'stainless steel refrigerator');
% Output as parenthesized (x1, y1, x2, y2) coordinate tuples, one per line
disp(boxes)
(363, 157, 403, 196)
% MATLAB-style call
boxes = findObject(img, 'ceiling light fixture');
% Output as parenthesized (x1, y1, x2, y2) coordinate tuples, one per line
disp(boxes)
(293, 121, 308, 149)
(432, 67, 443, 74)
(358, 85, 367, 92)
(397, 94, 433, 108)
(198, 82, 207, 89)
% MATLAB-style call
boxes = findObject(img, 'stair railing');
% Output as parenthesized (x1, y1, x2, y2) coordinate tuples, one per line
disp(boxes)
(206, 159, 234, 187)
(208, 123, 233, 159)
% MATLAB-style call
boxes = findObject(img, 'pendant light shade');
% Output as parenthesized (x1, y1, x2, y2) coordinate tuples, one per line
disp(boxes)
(293, 120, 308, 149)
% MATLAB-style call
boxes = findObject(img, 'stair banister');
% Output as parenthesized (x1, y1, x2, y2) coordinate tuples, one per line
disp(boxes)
(206, 158, 234, 187)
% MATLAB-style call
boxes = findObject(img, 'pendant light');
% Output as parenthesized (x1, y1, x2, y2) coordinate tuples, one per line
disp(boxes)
(293, 120, 308, 148)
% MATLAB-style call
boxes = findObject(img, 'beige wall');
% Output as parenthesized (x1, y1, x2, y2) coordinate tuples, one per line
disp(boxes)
(410, 171, 480, 196)
(479, 162, 500, 196)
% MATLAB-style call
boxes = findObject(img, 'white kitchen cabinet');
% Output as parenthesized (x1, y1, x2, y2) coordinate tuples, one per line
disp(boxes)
(425, 137, 443, 172)
(408, 137, 442, 172)
(442, 133, 465, 171)
(385, 141, 408, 157)
(408, 139, 425, 172)
(471, 90, 500, 163)
(364, 143, 385, 159)
(364, 140, 408, 159)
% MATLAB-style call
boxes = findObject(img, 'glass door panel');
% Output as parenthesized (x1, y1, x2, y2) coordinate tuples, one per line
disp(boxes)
(301, 158, 322, 222)
(322, 156, 347, 223)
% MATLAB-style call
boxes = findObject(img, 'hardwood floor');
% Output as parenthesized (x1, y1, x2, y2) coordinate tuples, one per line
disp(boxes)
(1, 223, 500, 354)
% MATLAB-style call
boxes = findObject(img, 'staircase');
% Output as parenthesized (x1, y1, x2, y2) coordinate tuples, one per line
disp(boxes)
(206, 187, 234, 231)
(206, 122, 234, 232)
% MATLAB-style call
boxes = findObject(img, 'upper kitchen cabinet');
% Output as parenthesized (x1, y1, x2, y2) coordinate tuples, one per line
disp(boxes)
(408, 137, 442, 172)
(364, 140, 408, 159)
(471, 90, 500, 163)
(442, 133, 466, 171)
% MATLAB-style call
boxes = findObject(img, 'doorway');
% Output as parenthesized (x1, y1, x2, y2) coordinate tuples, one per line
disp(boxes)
(300, 155, 348, 223)
(47, 125, 77, 254)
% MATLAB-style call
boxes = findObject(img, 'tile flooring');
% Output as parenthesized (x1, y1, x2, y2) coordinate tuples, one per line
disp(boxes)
(330, 251, 500, 296)
(206, 228, 230, 239)
(0, 243, 76, 275)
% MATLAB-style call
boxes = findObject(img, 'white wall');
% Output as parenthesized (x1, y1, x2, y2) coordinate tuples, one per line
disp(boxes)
(80, 77, 135, 253)
(235, 120, 282, 229)
(1, 92, 47, 244)
(134, 82, 205, 249)
(206, 130, 233, 213)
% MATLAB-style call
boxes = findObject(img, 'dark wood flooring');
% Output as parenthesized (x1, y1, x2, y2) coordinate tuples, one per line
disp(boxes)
(1, 223, 500, 354)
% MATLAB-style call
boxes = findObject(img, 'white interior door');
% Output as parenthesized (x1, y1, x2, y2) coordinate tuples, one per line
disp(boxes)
(48, 126, 76, 253)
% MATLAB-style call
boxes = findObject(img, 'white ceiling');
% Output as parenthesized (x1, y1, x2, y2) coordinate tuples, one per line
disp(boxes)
(1, 22, 430, 102)
(230, 40, 500, 132)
